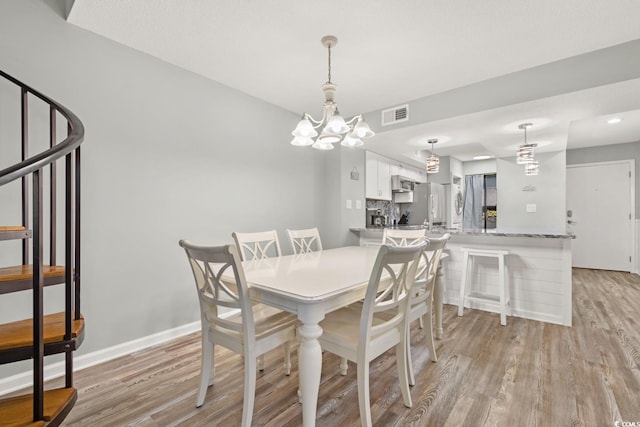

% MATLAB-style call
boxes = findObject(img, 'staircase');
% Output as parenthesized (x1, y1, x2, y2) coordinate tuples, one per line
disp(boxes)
(0, 70, 84, 426)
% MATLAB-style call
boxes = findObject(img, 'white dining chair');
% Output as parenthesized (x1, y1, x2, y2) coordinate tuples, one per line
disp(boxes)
(232, 230, 282, 261)
(382, 228, 428, 332)
(382, 228, 426, 247)
(318, 244, 425, 426)
(382, 229, 450, 383)
(403, 233, 450, 385)
(232, 230, 287, 372)
(179, 241, 297, 427)
(286, 227, 323, 254)
(333, 228, 427, 379)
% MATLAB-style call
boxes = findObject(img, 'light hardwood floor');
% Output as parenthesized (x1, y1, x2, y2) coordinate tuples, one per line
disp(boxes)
(37, 268, 640, 425)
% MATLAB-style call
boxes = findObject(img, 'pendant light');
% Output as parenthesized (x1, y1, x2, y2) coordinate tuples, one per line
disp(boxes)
(525, 160, 539, 176)
(426, 139, 439, 174)
(516, 123, 537, 164)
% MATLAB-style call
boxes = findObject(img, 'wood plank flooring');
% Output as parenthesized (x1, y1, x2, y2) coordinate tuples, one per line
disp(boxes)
(26, 268, 640, 426)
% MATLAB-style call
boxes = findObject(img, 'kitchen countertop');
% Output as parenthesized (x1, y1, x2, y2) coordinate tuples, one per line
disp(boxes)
(350, 226, 575, 239)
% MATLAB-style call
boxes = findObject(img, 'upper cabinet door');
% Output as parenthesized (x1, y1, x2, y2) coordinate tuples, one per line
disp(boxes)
(377, 159, 391, 200)
(365, 151, 392, 201)
(365, 153, 379, 199)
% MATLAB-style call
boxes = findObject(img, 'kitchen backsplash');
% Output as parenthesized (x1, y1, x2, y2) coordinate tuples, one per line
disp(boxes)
(366, 199, 407, 226)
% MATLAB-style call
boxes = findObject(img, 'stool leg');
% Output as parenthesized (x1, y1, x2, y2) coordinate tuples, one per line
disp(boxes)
(499, 255, 506, 326)
(505, 257, 511, 316)
(458, 251, 468, 317)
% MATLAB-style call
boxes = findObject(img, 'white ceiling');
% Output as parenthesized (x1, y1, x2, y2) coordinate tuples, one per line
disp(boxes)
(67, 0, 640, 165)
(367, 78, 640, 163)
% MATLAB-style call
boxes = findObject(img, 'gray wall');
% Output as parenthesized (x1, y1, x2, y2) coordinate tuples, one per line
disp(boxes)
(567, 140, 640, 217)
(339, 147, 366, 246)
(497, 151, 567, 233)
(316, 147, 343, 248)
(0, 0, 324, 376)
(316, 146, 366, 248)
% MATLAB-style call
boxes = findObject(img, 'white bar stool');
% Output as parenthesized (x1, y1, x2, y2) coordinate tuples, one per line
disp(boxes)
(458, 247, 510, 325)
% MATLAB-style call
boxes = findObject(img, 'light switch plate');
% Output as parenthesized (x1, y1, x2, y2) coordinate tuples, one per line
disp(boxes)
(346, 200, 352, 209)
(526, 203, 537, 213)
(355, 200, 362, 209)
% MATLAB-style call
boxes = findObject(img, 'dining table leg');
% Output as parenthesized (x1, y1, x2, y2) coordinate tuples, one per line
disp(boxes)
(297, 306, 324, 427)
(434, 263, 444, 338)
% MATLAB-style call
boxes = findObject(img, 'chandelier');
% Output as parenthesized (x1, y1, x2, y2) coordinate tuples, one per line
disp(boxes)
(426, 139, 439, 174)
(290, 36, 375, 150)
(516, 123, 537, 165)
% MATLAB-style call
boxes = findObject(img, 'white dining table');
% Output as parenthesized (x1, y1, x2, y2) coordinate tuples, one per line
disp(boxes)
(242, 245, 446, 427)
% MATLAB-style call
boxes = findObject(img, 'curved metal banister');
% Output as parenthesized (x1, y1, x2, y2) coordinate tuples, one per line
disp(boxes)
(0, 69, 85, 186)
(0, 68, 84, 423)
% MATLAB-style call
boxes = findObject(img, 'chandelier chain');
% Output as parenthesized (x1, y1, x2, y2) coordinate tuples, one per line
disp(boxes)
(327, 43, 332, 83)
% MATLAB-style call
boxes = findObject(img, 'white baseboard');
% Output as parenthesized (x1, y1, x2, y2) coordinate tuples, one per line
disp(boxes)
(0, 321, 201, 396)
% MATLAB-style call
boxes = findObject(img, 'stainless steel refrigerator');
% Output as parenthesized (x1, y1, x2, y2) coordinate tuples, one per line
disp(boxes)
(405, 182, 446, 226)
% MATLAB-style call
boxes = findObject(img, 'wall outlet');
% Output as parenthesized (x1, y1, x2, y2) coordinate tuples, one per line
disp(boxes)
(526, 203, 537, 213)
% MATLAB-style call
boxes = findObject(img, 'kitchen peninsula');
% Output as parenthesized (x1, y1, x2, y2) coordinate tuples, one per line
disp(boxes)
(350, 227, 574, 326)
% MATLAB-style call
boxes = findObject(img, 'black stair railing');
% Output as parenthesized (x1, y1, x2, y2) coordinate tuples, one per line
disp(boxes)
(0, 68, 84, 423)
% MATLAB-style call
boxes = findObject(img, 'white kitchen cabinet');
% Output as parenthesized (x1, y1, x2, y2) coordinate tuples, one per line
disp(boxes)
(365, 151, 392, 200)
(392, 162, 404, 177)
(378, 160, 391, 199)
(365, 153, 378, 198)
(392, 162, 427, 184)
(389, 163, 399, 177)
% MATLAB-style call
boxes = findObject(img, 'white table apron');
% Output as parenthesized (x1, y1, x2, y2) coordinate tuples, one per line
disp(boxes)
(242, 245, 445, 427)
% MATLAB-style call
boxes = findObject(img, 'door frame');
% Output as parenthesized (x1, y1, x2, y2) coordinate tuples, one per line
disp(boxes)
(567, 159, 636, 273)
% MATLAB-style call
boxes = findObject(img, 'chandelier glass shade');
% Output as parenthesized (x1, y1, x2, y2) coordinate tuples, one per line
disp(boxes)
(290, 36, 374, 150)
(426, 139, 440, 174)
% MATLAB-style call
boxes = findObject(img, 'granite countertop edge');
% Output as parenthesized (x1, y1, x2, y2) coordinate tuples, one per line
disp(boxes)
(349, 227, 575, 239)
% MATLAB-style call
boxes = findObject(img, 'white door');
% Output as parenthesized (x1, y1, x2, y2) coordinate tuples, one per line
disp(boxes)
(566, 161, 633, 271)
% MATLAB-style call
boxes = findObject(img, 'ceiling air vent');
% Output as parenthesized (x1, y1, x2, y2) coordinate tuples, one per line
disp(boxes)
(381, 104, 409, 126)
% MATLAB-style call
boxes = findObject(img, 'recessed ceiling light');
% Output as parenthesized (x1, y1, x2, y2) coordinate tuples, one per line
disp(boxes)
(608, 117, 622, 124)
(473, 155, 492, 160)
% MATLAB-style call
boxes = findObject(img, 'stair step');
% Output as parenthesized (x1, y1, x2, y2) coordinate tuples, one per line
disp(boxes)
(0, 387, 77, 427)
(0, 226, 25, 231)
(0, 226, 31, 241)
(0, 265, 66, 295)
(0, 312, 85, 364)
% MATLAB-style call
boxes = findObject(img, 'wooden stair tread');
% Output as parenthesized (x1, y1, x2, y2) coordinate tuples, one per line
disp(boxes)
(0, 387, 76, 427)
(0, 312, 84, 351)
(0, 265, 65, 283)
(0, 226, 31, 241)
(0, 226, 26, 232)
